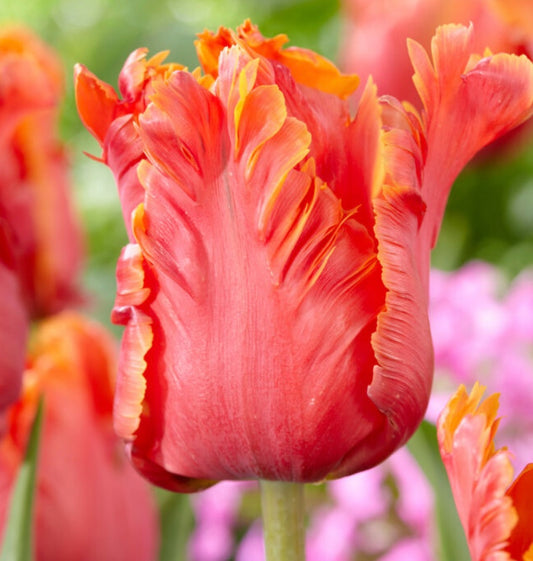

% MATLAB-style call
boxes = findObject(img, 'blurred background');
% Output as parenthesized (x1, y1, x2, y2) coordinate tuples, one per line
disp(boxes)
(2, 0, 532, 333)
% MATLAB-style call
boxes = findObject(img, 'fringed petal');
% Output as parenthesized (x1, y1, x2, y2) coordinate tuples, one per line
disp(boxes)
(195, 20, 359, 98)
(409, 24, 533, 250)
(104, 115, 146, 239)
(360, 182, 432, 471)
(346, 78, 385, 204)
(437, 384, 528, 561)
(112, 244, 152, 441)
(141, 71, 227, 193)
(74, 63, 120, 146)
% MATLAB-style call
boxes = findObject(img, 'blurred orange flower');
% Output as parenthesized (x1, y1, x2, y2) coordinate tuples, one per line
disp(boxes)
(0, 312, 159, 561)
(0, 26, 84, 318)
(438, 383, 533, 561)
(76, 22, 533, 491)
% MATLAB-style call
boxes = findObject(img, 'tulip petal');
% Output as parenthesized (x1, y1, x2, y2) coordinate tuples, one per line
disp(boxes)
(112, 243, 152, 441)
(437, 384, 524, 561)
(108, 50, 387, 484)
(343, 182, 432, 473)
(506, 464, 533, 561)
(74, 64, 120, 146)
(195, 20, 359, 98)
(140, 70, 227, 199)
(409, 24, 533, 250)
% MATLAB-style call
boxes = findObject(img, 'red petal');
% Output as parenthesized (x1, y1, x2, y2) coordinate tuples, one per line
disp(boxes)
(343, 182, 433, 474)
(74, 63, 120, 146)
(410, 24, 533, 250)
(506, 464, 533, 561)
(112, 243, 152, 441)
(138, 71, 227, 200)
(437, 385, 520, 561)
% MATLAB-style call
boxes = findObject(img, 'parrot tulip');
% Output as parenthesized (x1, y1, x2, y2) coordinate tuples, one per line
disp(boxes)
(75, 21, 533, 490)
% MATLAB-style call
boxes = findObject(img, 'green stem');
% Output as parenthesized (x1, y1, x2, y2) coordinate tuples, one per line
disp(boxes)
(259, 480, 306, 561)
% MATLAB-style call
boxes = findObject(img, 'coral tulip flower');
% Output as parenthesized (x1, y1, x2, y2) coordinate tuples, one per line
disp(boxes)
(75, 21, 533, 491)
(437, 383, 533, 561)
(0, 26, 84, 317)
(0, 312, 159, 561)
(340, 0, 533, 105)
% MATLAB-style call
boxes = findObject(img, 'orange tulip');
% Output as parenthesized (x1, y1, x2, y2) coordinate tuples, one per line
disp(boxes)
(0, 312, 159, 561)
(75, 21, 533, 490)
(437, 383, 533, 561)
(0, 26, 83, 318)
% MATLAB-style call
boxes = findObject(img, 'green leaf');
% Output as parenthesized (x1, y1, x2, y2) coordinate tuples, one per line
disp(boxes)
(156, 489, 196, 561)
(0, 397, 44, 561)
(407, 420, 470, 561)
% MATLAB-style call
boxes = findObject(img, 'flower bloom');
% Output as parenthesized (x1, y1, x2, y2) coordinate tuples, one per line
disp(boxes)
(0, 312, 159, 561)
(340, 0, 533, 105)
(437, 383, 533, 561)
(0, 26, 84, 318)
(75, 21, 533, 490)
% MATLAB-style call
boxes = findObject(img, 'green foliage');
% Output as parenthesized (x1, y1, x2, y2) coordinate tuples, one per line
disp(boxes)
(408, 421, 469, 561)
(0, 399, 44, 561)
(155, 490, 196, 561)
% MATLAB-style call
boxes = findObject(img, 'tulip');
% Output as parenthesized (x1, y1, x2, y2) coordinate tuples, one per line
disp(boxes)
(0, 26, 84, 318)
(437, 383, 533, 560)
(340, 0, 533, 105)
(0, 312, 159, 561)
(74, 21, 533, 491)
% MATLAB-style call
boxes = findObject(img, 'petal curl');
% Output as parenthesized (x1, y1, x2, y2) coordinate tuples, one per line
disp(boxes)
(437, 384, 533, 561)
(196, 20, 359, 98)
(410, 24, 533, 250)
